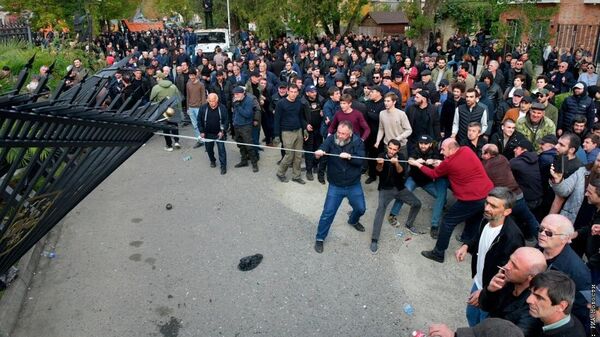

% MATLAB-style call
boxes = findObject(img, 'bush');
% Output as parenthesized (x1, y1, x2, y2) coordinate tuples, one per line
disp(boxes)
(0, 41, 106, 94)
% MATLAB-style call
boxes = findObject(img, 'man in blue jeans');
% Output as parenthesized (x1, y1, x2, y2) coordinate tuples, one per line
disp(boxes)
(199, 93, 228, 174)
(389, 135, 448, 238)
(314, 120, 366, 253)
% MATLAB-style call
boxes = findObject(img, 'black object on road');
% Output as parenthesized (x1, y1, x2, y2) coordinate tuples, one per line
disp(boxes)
(238, 254, 263, 271)
(165, 203, 173, 210)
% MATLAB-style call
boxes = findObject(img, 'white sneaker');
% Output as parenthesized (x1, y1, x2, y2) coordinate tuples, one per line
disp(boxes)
(174, 142, 181, 149)
(164, 147, 173, 152)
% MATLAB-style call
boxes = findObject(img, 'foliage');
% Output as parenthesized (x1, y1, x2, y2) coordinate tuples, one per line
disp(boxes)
(437, 0, 503, 34)
(0, 41, 105, 94)
(230, 0, 287, 39)
(401, 1, 434, 40)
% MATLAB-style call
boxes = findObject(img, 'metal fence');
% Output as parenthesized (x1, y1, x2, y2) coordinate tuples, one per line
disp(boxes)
(0, 56, 176, 275)
(0, 24, 31, 44)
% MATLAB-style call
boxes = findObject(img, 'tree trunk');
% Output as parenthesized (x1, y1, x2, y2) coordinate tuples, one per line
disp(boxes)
(333, 18, 340, 35)
(342, 0, 367, 36)
(321, 17, 333, 37)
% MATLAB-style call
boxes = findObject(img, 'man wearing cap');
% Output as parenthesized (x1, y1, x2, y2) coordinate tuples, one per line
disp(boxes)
(558, 82, 595, 136)
(534, 88, 558, 125)
(429, 318, 525, 337)
(390, 72, 410, 108)
(409, 138, 493, 262)
(478, 247, 547, 336)
(390, 134, 449, 238)
(151, 71, 183, 152)
(302, 85, 324, 181)
(273, 84, 308, 184)
(231, 86, 260, 172)
(502, 94, 533, 125)
(391, 52, 404, 78)
(451, 88, 488, 143)
(516, 102, 556, 151)
(510, 139, 544, 219)
(420, 69, 440, 104)
(527, 270, 586, 337)
(538, 135, 559, 215)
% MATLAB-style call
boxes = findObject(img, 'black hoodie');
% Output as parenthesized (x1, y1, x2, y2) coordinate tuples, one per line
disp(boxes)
(510, 151, 543, 202)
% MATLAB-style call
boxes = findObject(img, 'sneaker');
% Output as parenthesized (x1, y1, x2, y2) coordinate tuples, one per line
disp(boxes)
(370, 241, 378, 253)
(387, 214, 398, 227)
(349, 222, 365, 232)
(174, 142, 181, 149)
(365, 177, 376, 184)
(234, 161, 249, 168)
(164, 147, 173, 152)
(210, 161, 217, 168)
(252, 164, 259, 173)
(193, 141, 203, 148)
(220, 167, 227, 175)
(306, 171, 314, 181)
(318, 175, 326, 185)
(291, 178, 306, 185)
(314, 240, 324, 253)
(406, 225, 422, 235)
(276, 174, 289, 183)
(430, 227, 439, 239)
(421, 250, 444, 263)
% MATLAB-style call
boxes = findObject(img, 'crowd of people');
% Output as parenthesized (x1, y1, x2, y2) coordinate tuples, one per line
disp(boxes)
(18, 27, 600, 337)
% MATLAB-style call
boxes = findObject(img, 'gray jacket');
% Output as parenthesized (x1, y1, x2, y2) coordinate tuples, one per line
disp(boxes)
(550, 166, 588, 223)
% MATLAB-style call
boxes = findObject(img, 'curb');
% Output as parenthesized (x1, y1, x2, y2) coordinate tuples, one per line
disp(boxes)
(0, 221, 62, 337)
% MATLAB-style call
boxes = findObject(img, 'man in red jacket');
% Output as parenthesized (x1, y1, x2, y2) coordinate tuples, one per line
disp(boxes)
(408, 138, 494, 262)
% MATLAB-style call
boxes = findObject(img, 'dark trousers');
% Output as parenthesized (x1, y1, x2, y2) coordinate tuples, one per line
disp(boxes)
(204, 12, 213, 29)
(433, 198, 486, 257)
(163, 122, 180, 147)
(261, 110, 274, 144)
(304, 131, 322, 171)
(367, 141, 382, 179)
(205, 135, 227, 168)
(234, 124, 258, 164)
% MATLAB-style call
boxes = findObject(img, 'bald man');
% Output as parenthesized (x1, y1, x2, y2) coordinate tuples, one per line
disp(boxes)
(198, 93, 228, 174)
(478, 247, 547, 336)
(537, 214, 591, 333)
(409, 138, 493, 263)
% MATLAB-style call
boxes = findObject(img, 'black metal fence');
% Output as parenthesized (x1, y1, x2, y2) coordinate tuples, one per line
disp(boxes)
(0, 24, 31, 44)
(0, 56, 175, 275)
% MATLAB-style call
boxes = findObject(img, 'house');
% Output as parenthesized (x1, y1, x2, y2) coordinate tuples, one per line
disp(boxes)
(358, 11, 409, 36)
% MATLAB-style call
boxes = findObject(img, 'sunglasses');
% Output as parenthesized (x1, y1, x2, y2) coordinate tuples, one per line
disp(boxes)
(538, 227, 567, 238)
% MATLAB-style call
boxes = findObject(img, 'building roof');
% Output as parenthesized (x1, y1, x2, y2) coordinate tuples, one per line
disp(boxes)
(361, 11, 409, 25)
(122, 20, 164, 32)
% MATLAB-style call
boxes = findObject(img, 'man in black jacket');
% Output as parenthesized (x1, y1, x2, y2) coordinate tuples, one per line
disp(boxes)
(440, 83, 465, 139)
(455, 187, 525, 327)
(510, 139, 544, 215)
(526, 270, 586, 337)
(370, 139, 422, 253)
(489, 119, 527, 160)
(198, 93, 228, 174)
(314, 121, 366, 253)
(478, 247, 547, 336)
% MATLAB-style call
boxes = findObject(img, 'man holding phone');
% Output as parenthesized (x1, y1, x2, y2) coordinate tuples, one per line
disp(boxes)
(549, 133, 584, 215)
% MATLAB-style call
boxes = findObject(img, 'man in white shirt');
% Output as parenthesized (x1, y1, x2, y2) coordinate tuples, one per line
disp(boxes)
(374, 92, 412, 157)
(455, 187, 525, 326)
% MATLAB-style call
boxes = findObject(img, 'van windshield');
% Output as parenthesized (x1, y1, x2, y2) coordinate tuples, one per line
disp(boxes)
(196, 32, 226, 44)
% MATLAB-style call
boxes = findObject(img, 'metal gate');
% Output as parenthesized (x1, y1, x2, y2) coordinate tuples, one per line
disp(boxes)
(0, 57, 176, 275)
(555, 24, 599, 61)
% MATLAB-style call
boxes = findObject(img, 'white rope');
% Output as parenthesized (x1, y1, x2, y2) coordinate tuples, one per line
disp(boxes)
(153, 132, 409, 162)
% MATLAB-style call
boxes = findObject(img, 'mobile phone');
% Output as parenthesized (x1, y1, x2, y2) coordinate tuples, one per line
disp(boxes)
(555, 155, 565, 174)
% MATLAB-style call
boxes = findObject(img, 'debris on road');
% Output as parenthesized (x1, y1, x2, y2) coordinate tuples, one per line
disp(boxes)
(238, 254, 263, 271)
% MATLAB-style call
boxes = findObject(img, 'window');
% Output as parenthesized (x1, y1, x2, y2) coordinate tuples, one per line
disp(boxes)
(196, 32, 226, 44)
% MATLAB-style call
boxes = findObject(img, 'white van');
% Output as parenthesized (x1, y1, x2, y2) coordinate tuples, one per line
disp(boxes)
(193, 28, 232, 58)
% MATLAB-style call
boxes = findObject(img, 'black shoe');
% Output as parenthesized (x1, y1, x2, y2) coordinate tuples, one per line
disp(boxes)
(430, 227, 439, 239)
(210, 161, 217, 168)
(276, 174, 288, 183)
(406, 225, 423, 235)
(252, 164, 259, 173)
(365, 177, 376, 184)
(193, 141, 204, 148)
(306, 171, 314, 181)
(421, 250, 444, 263)
(292, 178, 306, 185)
(370, 241, 378, 253)
(220, 167, 227, 175)
(276, 159, 282, 165)
(350, 222, 365, 232)
(234, 161, 249, 168)
(318, 175, 325, 185)
(314, 240, 324, 253)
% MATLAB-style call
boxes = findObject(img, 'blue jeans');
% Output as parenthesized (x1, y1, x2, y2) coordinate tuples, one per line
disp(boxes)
(316, 182, 366, 241)
(390, 177, 448, 228)
(252, 125, 262, 157)
(186, 44, 196, 58)
(205, 136, 227, 168)
(511, 197, 540, 238)
(432, 198, 485, 256)
(466, 283, 489, 327)
(187, 107, 200, 138)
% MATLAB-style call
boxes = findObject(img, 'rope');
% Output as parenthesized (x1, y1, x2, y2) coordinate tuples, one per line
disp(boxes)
(153, 132, 410, 163)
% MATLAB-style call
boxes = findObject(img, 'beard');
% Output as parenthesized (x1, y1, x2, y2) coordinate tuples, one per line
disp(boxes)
(334, 135, 351, 147)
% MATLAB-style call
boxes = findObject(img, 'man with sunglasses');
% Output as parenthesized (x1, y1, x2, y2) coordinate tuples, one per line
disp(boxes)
(534, 89, 558, 125)
(551, 62, 576, 94)
(537, 214, 591, 333)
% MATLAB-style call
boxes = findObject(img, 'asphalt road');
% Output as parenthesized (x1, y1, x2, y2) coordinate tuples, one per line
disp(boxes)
(12, 126, 470, 337)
